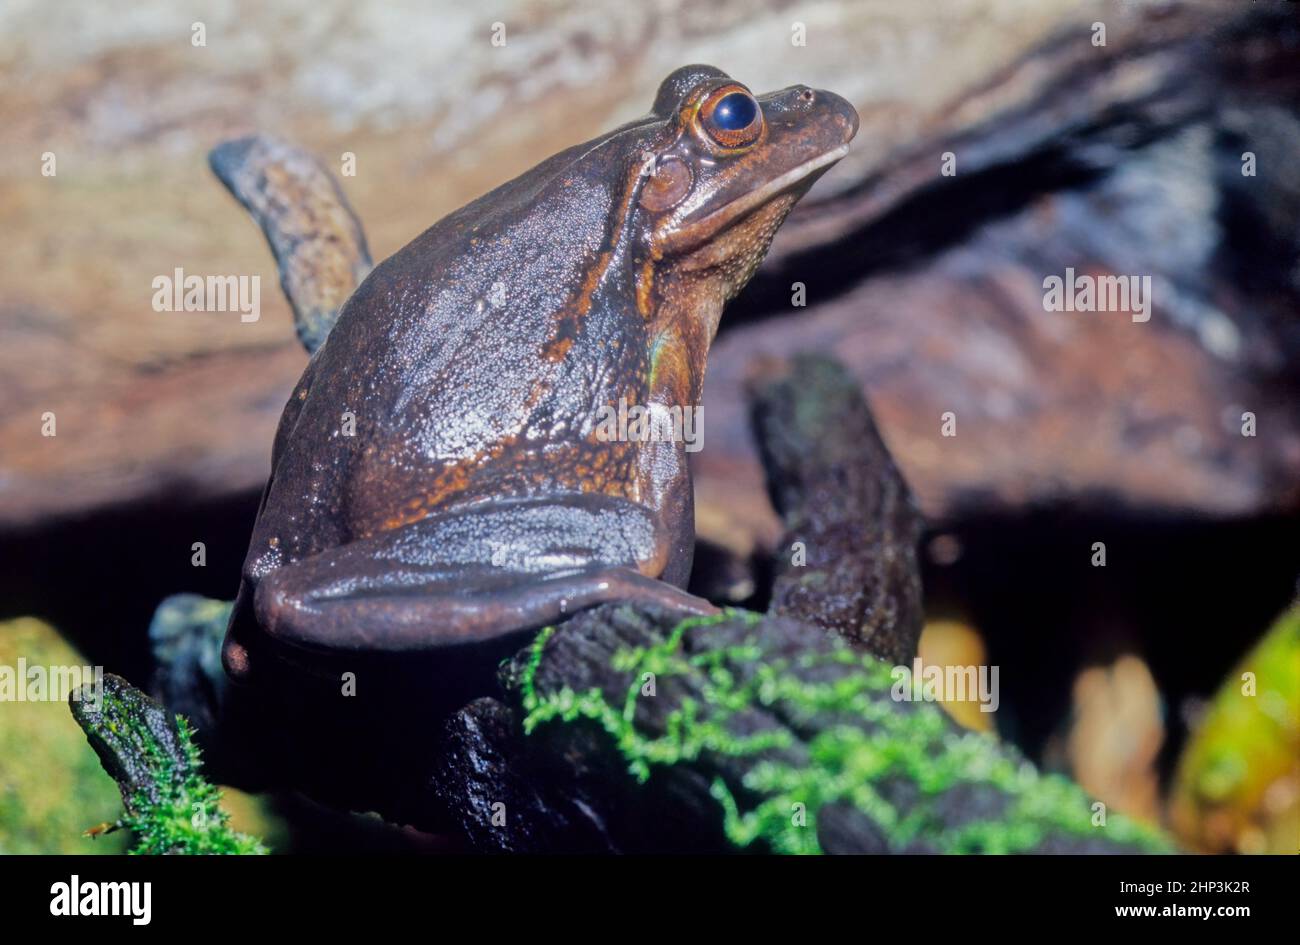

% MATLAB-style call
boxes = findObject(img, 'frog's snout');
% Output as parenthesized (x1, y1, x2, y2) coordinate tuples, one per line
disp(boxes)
(799, 86, 859, 145)
(766, 83, 859, 163)
(832, 91, 860, 143)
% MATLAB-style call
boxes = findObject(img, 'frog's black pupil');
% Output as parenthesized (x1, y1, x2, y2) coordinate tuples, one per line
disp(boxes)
(713, 92, 757, 131)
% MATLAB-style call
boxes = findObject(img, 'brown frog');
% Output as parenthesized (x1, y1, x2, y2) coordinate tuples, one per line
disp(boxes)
(217, 64, 858, 682)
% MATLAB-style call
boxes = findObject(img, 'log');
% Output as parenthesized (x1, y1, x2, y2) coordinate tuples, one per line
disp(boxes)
(69, 673, 265, 854)
(135, 355, 1168, 853)
(209, 136, 372, 354)
(431, 603, 1168, 853)
(130, 595, 1171, 853)
(750, 355, 923, 662)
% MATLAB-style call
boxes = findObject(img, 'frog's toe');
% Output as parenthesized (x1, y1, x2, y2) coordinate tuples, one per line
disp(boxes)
(221, 633, 253, 683)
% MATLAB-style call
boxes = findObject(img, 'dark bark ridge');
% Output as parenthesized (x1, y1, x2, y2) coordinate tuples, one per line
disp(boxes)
(752, 355, 924, 662)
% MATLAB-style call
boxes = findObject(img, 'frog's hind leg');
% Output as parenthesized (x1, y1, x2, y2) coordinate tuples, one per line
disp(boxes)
(228, 495, 716, 670)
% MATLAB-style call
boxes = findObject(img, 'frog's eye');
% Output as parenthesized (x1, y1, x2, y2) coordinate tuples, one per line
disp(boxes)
(701, 87, 762, 148)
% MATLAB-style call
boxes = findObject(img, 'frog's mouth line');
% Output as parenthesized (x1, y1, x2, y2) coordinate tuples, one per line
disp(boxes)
(661, 144, 850, 253)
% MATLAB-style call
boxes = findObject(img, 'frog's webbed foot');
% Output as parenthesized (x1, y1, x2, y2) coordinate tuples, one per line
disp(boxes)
(224, 495, 715, 675)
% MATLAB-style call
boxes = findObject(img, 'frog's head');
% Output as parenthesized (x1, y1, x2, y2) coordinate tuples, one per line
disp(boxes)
(626, 65, 858, 302)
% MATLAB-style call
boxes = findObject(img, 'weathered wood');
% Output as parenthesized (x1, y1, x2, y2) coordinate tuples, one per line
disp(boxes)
(749, 354, 923, 661)
(5, 1, 1298, 534)
(432, 603, 1167, 853)
(210, 136, 372, 354)
(144, 594, 1170, 853)
(699, 0, 1300, 548)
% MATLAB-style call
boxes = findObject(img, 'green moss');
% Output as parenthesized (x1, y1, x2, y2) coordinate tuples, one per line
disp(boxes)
(520, 609, 1171, 854)
(116, 715, 266, 855)
(520, 612, 787, 783)
(72, 674, 266, 855)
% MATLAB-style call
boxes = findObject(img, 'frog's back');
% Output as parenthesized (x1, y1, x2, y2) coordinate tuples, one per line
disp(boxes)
(252, 139, 649, 558)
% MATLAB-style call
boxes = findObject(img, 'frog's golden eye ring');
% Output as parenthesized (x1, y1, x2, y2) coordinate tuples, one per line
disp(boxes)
(700, 87, 762, 149)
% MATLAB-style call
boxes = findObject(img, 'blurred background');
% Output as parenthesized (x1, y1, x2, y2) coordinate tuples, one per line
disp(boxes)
(0, 0, 1297, 853)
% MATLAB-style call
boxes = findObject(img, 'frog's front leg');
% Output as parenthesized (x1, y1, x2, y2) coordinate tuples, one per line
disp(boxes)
(223, 494, 715, 675)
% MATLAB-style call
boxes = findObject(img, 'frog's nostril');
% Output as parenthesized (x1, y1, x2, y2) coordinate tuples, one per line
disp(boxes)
(800, 88, 815, 103)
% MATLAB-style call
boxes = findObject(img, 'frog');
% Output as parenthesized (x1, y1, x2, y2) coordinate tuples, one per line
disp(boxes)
(216, 64, 859, 685)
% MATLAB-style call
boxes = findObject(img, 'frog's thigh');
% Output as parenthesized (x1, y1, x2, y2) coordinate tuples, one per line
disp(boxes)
(254, 494, 716, 652)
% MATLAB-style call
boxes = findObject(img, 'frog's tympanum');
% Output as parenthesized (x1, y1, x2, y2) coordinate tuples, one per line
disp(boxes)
(221, 65, 858, 682)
